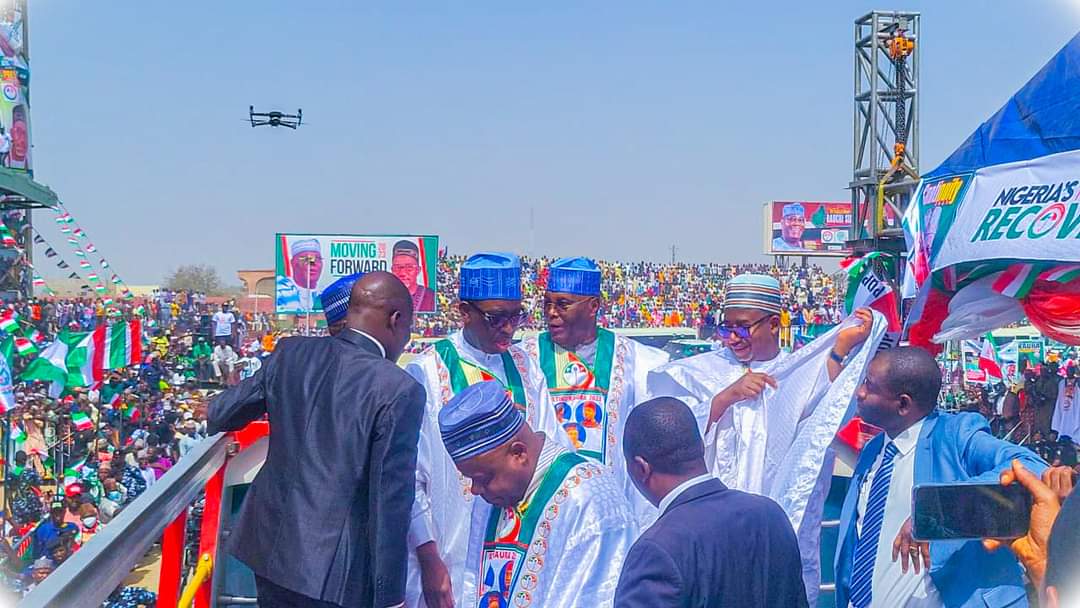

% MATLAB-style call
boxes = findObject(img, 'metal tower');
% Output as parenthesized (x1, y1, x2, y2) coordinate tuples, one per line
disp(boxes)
(849, 11, 920, 256)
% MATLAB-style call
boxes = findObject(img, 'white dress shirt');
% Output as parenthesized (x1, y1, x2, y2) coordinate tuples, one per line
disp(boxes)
(854, 417, 942, 607)
(657, 473, 715, 517)
(348, 328, 386, 358)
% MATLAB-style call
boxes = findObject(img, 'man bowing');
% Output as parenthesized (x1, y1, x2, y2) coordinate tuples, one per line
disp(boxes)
(442, 381, 638, 608)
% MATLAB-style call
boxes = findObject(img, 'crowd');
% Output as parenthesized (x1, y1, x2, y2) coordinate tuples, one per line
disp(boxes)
(0, 290, 269, 604)
(413, 256, 845, 337)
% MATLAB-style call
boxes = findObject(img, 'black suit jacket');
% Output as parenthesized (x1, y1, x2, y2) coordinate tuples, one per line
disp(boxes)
(614, 478, 808, 608)
(208, 330, 425, 607)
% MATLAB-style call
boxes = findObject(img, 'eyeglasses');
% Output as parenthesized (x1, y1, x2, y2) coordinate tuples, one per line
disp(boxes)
(543, 298, 591, 314)
(467, 302, 530, 329)
(716, 314, 771, 341)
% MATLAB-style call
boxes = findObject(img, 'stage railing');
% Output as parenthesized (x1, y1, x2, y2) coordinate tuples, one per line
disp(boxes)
(21, 432, 230, 608)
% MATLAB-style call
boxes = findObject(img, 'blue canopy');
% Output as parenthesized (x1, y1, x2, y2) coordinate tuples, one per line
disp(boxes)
(926, 31, 1080, 178)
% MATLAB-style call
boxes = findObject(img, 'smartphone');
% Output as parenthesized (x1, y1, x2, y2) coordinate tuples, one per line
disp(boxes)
(912, 482, 1031, 541)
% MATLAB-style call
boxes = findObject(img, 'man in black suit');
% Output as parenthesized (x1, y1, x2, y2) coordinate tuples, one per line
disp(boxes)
(614, 397, 808, 608)
(208, 272, 425, 608)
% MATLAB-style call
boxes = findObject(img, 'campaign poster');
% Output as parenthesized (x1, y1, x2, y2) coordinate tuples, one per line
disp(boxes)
(1016, 339, 1045, 372)
(764, 202, 853, 256)
(275, 234, 439, 314)
(0, 1, 29, 174)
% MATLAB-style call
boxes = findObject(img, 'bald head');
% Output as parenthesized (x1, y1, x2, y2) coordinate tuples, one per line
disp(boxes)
(345, 271, 414, 361)
(349, 271, 413, 316)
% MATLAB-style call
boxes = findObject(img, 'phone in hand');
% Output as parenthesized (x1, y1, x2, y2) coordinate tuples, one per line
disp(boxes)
(912, 482, 1031, 541)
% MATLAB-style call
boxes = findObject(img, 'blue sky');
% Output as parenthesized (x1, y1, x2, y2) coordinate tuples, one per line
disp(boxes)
(24, 1, 1080, 284)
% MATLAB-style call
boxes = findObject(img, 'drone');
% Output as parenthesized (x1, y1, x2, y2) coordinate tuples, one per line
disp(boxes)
(249, 106, 303, 129)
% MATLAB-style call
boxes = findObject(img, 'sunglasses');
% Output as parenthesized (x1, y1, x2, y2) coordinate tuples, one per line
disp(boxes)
(466, 302, 530, 329)
(716, 314, 772, 341)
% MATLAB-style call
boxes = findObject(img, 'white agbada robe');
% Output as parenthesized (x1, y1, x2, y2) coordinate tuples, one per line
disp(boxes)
(403, 331, 571, 608)
(520, 330, 670, 526)
(1053, 378, 1080, 439)
(646, 312, 887, 606)
(458, 442, 638, 608)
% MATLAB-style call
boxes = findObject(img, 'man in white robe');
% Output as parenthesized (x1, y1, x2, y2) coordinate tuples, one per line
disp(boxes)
(646, 273, 886, 606)
(440, 381, 638, 608)
(1053, 367, 1080, 440)
(519, 257, 670, 526)
(404, 252, 570, 608)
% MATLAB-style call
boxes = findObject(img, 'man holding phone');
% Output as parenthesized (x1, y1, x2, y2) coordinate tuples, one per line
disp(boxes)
(834, 347, 1048, 608)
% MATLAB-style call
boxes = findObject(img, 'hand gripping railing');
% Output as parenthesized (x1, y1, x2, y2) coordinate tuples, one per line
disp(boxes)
(21, 432, 230, 608)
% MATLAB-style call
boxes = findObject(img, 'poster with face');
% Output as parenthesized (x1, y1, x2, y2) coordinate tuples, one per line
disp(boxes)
(274, 234, 439, 314)
(0, 1, 29, 174)
(765, 201, 854, 256)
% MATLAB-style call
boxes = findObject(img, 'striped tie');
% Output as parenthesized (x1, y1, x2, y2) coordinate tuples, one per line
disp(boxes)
(849, 441, 900, 608)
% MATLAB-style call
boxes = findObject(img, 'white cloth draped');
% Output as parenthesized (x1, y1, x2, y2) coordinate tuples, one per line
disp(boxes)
(1053, 378, 1080, 440)
(645, 311, 887, 605)
(403, 331, 570, 608)
(458, 460, 638, 608)
(520, 332, 670, 527)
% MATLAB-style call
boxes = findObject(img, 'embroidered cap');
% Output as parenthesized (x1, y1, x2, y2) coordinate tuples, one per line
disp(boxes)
(392, 240, 420, 260)
(724, 273, 782, 315)
(782, 203, 805, 218)
(319, 273, 363, 324)
(459, 252, 522, 301)
(548, 257, 601, 296)
(439, 380, 524, 463)
(290, 238, 321, 257)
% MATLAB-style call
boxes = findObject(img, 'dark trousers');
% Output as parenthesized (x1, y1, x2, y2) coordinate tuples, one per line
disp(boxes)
(254, 575, 343, 608)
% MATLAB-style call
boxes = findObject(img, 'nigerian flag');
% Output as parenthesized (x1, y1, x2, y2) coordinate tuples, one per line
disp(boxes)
(20, 321, 142, 394)
(21, 331, 91, 396)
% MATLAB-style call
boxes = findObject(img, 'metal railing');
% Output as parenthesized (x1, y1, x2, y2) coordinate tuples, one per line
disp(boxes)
(21, 433, 230, 608)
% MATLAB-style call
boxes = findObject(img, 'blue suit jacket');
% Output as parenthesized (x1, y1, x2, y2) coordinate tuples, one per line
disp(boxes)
(834, 411, 1047, 608)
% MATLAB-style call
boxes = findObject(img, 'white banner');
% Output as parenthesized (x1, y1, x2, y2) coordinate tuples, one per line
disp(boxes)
(933, 148, 1080, 271)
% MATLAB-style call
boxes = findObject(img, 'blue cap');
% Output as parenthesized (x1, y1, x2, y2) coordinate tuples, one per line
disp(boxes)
(320, 273, 363, 324)
(459, 252, 521, 301)
(548, 257, 601, 296)
(782, 203, 805, 218)
(439, 381, 524, 463)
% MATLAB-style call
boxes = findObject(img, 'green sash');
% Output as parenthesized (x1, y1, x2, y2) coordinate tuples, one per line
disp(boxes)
(476, 452, 586, 606)
(537, 329, 615, 462)
(434, 339, 528, 411)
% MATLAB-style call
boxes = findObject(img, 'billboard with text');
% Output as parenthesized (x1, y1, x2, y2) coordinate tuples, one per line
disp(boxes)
(764, 201, 852, 256)
(275, 234, 439, 314)
(0, 1, 30, 174)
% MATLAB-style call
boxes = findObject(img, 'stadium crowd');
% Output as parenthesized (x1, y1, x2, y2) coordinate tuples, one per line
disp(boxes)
(414, 256, 847, 337)
(0, 290, 263, 605)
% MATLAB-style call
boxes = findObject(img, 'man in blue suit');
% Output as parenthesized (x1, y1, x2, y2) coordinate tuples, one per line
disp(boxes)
(834, 347, 1047, 608)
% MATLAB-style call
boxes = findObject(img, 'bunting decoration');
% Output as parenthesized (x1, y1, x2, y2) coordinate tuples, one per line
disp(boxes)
(44, 247, 57, 258)
(49, 204, 131, 297)
(57, 261, 69, 269)
(32, 234, 43, 245)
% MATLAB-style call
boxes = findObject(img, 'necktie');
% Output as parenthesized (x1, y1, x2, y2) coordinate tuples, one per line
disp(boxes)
(849, 441, 900, 608)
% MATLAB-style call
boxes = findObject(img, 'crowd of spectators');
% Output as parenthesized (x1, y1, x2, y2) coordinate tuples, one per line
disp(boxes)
(413, 256, 847, 338)
(0, 290, 277, 604)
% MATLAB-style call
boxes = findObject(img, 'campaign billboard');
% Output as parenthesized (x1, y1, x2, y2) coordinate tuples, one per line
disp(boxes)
(0, 1, 30, 174)
(275, 234, 439, 315)
(764, 201, 852, 256)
